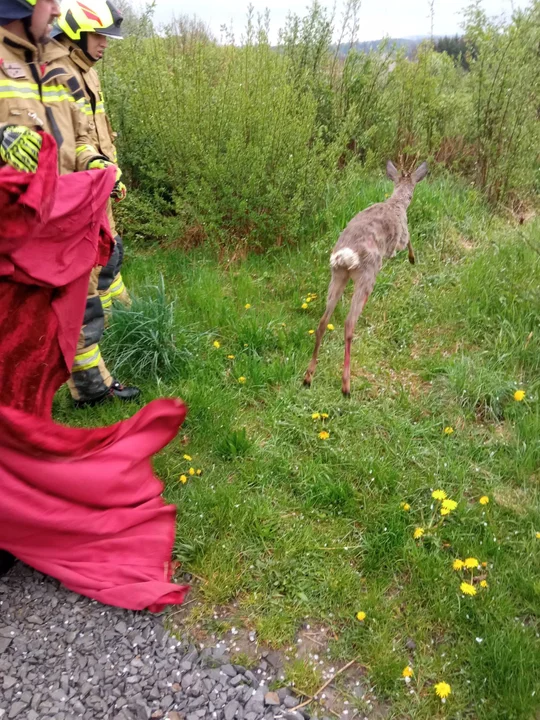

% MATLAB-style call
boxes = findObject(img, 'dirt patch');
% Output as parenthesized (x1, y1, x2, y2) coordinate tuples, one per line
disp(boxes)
(494, 486, 532, 517)
(168, 591, 389, 718)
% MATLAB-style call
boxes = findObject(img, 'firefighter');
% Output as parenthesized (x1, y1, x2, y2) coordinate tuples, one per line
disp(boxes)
(0, 0, 139, 408)
(51, 0, 132, 314)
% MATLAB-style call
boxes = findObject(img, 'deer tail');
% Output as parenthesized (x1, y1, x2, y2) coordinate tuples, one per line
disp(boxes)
(330, 247, 361, 271)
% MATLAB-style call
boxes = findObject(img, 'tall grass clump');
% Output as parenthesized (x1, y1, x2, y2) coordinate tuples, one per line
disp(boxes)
(102, 276, 195, 382)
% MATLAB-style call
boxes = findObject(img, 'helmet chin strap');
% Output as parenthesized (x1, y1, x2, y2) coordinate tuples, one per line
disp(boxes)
(74, 32, 98, 63)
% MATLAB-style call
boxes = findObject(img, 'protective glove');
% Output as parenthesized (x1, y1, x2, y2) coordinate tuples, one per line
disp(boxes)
(0, 125, 42, 173)
(110, 180, 126, 202)
(88, 157, 126, 202)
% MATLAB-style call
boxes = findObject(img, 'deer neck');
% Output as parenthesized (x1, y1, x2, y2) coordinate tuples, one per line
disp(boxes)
(389, 185, 413, 210)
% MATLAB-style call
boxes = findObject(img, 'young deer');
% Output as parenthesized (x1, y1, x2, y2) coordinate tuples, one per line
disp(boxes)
(304, 160, 428, 396)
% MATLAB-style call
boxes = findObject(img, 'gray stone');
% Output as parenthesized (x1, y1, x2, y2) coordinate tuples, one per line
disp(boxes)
(266, 652, 283, 670)
(244, 670, 257, 686)
(182, 672, 194, 690)
(0, 565, 304, 720)
(8, 702, 28, 719)
(2, 676, 16, 690)
(284, 696, 298, 709)
(224, 700, 239, 720)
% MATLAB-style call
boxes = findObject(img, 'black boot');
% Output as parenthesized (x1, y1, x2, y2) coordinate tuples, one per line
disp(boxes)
(74, 380, 141, 409)
(0, 550, 16, 577)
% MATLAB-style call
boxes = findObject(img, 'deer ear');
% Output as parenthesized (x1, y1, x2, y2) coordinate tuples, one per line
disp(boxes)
(412, 162, 429, 184)
(386, 160, 399, 183)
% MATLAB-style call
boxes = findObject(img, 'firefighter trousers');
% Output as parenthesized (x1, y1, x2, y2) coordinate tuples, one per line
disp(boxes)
(98, 235, 131, 313)
(67, 265, 113, 402)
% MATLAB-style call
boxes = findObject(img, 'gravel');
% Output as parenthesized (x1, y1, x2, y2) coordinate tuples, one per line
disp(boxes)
(0, 565, 313, 720)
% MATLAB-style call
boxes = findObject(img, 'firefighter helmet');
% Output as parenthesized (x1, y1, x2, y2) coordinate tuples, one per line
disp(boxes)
(53, 0, 123, 40)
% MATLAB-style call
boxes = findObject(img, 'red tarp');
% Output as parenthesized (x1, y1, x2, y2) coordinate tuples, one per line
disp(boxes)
(0, 134, 189, 611)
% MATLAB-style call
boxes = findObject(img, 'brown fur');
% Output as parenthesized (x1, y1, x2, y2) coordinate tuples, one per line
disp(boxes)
(303, 160, 428, 396)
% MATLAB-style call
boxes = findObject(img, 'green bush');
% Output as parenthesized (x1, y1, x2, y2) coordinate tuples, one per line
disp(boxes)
(102, 1, 539, 251)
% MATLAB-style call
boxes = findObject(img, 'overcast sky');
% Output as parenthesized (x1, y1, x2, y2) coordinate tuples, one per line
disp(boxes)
(144, 0, 530, 42)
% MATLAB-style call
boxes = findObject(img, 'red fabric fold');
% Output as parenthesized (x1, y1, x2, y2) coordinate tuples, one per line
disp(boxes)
(0, 133, 189, 611)
(0, 400, 188, 612)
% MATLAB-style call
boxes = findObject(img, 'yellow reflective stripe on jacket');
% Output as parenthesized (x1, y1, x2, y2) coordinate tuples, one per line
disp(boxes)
(76, 144, 95, 156)
(95, 101, 106, 115)
(42, 85, 74, 103)
(0, 81, 76, 104)
(110, 275, 126, 298)
(0, 79, 40, 101)
(72, 346, 102, 372)
(100, 292, 112, 310)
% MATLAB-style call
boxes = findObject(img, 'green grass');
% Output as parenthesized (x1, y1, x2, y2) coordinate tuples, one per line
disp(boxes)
(53, 173, 540, 719)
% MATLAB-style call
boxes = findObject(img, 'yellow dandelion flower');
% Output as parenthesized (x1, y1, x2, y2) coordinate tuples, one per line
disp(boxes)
(444, 426, 454, 435)
(401, 502, 411, 512)
(305, 298, 312, 303)
(227, 355, 235, 360)
(479, 496, 489, 505)
(180, 475, 188, 485)
(434, 682, 451, 700)
(302, 303, 309, 310)
(183, 454, 192, 461)
(213, 340, 221, 349)
(321, 413, 329, 419)
(413, 527, 424, 540)
(189, 468, 195, 476)
(461, 581, 477, 596)
(453, 559, 464, 571)
(356, 611, 366, 622)
(308, 329, 315, 335)
(480, 580, 488, 588)
(196, 469, 203, 476)
(464, 557, 479, 569)
(536, 532, 540, 540)
(441, 508, 451, 516)
(402, 666, 414, 678)
(432, 489, 447, 501)
(442, 499, 458, 511)
(319, 431, 330, 440)
(481, 561, 488, 568)
(245, 304, 251, 310)
(327, 324, 335, 331)
(514, 390, 526, 402)
(238, 377, 246, 384)
(312, 413, 321, 420)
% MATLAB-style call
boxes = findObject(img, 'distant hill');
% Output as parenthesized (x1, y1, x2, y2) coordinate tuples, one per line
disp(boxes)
(331, 37, 431, 58)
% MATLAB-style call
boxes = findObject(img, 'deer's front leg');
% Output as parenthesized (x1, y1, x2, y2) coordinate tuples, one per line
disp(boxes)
(402, 227, 415, 264)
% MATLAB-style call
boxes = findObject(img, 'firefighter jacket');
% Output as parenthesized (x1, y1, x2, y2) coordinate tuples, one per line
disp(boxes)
(0, 28, 98, 175)
(55, 39, 120, 235)
(58, 38, 117, 165)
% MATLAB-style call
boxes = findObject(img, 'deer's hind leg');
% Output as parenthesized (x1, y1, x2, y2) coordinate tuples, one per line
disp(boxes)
(342, 271, 375, 397)
(303, 268, 348, 388)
